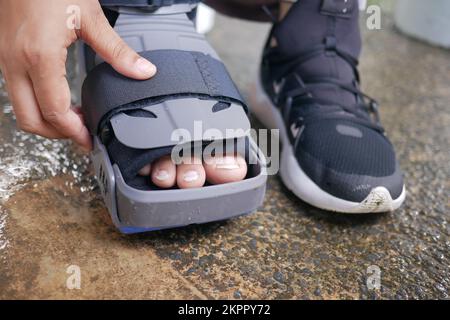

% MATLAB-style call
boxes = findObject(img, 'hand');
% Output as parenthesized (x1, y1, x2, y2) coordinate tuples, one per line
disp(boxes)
(0, 0, 157, 151)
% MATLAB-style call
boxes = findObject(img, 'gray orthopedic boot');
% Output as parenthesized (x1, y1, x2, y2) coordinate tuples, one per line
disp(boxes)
(80, 0, 267, 233)
(251, 0, 405, 213)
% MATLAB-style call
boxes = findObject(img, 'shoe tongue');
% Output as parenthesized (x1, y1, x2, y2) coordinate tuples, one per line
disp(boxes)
(272, 0, 362, 108)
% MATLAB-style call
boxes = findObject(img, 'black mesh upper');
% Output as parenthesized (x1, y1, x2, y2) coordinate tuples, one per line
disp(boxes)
(295, 119, 396, 177)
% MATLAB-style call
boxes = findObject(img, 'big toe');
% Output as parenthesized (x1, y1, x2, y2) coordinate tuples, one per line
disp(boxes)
(204, 154, 247, 185)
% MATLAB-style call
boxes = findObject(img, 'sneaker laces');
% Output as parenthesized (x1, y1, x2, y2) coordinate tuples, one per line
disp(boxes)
(264, 41, 384, 134)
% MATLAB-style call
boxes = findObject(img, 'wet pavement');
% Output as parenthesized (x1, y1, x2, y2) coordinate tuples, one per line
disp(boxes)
(0, 11, 449, 299)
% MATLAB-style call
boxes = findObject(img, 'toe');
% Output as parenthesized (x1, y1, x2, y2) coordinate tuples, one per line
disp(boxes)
(176, 157, 206, 189)
(151, 155, 176, 188)
(138, 164, 152, 176)
(204, 154, 247, 185)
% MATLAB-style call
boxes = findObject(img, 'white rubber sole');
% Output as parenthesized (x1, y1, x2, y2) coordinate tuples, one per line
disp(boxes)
(249, 80, 406, 214)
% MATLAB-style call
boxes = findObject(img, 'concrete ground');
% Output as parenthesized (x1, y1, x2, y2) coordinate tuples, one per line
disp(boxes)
(0, 10, 449, 299)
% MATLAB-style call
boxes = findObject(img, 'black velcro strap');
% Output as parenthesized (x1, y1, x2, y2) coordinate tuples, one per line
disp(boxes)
(81, 49, 246, 135)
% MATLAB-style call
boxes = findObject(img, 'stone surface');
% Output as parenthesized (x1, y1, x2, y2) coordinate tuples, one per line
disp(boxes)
(0, 11, 449, 299)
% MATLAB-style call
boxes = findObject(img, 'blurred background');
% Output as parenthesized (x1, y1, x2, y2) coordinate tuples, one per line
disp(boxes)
(0, 0, 449, 299)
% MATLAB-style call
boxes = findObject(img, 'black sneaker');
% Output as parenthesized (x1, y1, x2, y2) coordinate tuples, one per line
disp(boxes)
(251, 0, 405, 213)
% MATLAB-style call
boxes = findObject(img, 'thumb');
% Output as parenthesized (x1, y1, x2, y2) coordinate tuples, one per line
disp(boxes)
(81, 10, 156, 80)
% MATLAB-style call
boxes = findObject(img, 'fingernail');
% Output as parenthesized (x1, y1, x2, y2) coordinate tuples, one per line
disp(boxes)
(154, 170, 170, 181)
(183, 170, 199, 182)
(135, 57, 156, 75)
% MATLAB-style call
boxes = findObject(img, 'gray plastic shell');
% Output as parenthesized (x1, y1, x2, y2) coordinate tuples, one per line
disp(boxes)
(92, 135, 267, 233)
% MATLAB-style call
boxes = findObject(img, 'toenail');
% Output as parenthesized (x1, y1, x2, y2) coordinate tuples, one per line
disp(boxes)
(216, 163, 240, 170)
(216, 157, 240, 170)
(183, 170, 199, 182)
(154, 170, 170, 181)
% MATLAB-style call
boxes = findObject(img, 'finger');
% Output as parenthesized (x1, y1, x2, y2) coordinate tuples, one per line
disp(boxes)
(81, 8, 156, 80)
(28, 55, 92, 150)
(72, 105, 86, 124)
(4, 72, 66, 139)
